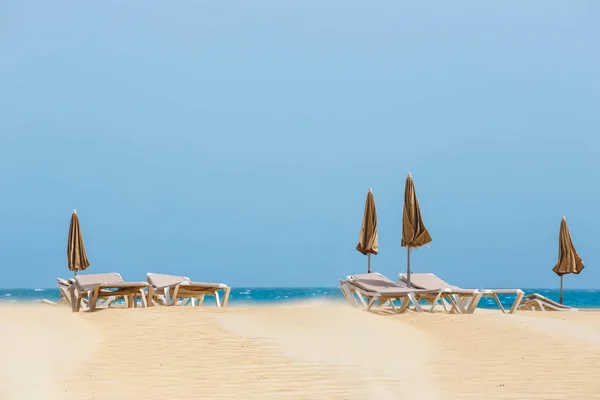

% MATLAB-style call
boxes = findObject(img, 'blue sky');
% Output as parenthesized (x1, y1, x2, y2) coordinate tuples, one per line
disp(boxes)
(0, 1, 598, 288)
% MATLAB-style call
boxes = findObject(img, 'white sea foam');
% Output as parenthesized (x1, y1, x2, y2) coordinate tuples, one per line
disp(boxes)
(34, 288, 44, 292)
(4, 294, 11, 297)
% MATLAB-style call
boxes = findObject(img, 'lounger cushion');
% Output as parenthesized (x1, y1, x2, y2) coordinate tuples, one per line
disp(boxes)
(74, 273, 147, 291)
(401, 273, 522, 294)
(400, 273, 462, 291)
(347, 273, 415, 296)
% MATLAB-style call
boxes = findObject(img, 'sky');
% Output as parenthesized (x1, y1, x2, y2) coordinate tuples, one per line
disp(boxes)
(0, 0, 599, 289)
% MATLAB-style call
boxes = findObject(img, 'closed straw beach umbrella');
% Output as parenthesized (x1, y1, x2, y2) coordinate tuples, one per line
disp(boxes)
(401, 173, 432, 288)
(552, 216, 584, 304)
(356, 188, 378, 273)
(67, 209, 90, 277)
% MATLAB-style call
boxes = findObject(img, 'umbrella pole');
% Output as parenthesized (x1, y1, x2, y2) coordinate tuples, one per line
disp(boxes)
(406, 248, 411, 288)
(368, 253, 371, 273)
(559, 275, 564, 305)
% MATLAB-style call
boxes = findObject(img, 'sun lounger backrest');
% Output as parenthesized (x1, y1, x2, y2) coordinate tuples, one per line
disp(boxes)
(401, 273, 462, 291)
(147, 273, 191, 289)
(74, 273, 124, 290)
(57, 278, 70, 288)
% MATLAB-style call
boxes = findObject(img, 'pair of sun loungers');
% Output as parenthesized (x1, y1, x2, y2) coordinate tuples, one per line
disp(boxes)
(340, 272, 525, 314)
(57, 272, 231, 312)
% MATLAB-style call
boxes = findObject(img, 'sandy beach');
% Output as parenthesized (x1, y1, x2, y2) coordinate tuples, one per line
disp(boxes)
(2, 302, 600, 400)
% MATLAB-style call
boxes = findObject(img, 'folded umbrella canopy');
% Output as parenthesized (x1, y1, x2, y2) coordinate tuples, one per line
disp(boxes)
(67, 209, 90, 276)
(552, 216, 584, 304)
(356, 188, 378, 273)
(401, 173, 432, 288)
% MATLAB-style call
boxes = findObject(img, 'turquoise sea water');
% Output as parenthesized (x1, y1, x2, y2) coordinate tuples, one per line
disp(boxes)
(2, 288, 600, 309)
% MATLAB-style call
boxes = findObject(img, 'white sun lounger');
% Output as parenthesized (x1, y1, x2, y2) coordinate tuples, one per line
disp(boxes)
(400, 273, 524, 314)
(146, 273, 231, 307)
(518, 293, 578, 312)
(70, 273, 152, 312)
(340, 272, 468, 313)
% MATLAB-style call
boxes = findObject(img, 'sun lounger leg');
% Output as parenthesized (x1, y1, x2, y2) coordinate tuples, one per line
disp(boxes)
(339, 285, 348, 301)
(438, 297, 450, 313)
(367, 297, 378, 311)
(441, 296, 456, 313)
(215, 291, 221, 307)
(507, 291, 524, 314)
(170, 285, 183, 306)
(445, 296, 461, 313)
(344, 285, 368, 309)
(144, 286, 152, 307)
(164, 288, 172, 306)
(464, 292, 482, 314)
(408, 293, 423, 312)
(396, 296, 410, 312)
(222, 288, 231, 307)
(342, 284, 362, 308)
(104, 296, 117, 308)
(69, 286, 80, 312)
(451, 295, 466, 313)
(138, 289, 147, 308)
(340, 285, 353, 304)
(462, 296, 473, 310)
(429, 293, 443, 313)
(88, 288, 100, 312)
(485, 293, 504, 313)
(339, 283, 353, 306)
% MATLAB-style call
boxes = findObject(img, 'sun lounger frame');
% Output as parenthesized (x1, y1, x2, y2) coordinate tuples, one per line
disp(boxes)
(518, 293, 578, 312)
(147, 273, 231, 307)
(400, 273, 524, 314)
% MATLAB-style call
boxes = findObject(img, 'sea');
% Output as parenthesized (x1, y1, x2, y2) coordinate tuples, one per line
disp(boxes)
(1, 287, 600, 309)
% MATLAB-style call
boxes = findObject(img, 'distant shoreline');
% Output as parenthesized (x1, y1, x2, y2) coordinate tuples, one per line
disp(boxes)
(2, 287, 600, 309)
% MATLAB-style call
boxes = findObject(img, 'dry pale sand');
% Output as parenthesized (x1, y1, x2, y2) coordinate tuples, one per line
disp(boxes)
(2, 302, 600, 400)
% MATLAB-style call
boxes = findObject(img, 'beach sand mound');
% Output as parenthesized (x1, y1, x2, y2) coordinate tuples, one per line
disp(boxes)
(0, 304, 102, 400)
